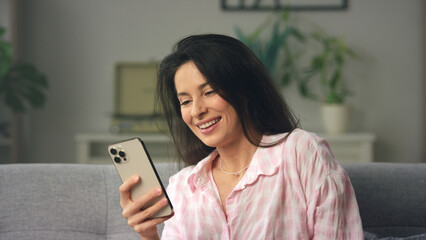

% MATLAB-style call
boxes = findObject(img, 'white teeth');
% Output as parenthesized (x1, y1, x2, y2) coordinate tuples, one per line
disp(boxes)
(199, 118, 221, 129)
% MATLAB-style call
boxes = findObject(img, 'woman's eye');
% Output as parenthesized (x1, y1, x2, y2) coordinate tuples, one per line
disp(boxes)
(180, 100, 190, 106)
(205, 90, 215, 96)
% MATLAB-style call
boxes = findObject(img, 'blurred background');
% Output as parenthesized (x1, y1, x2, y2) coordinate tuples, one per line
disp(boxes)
(0, 0, 424, 164)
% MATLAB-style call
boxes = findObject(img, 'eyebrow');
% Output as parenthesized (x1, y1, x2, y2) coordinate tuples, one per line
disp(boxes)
(177, 82, 210, 97)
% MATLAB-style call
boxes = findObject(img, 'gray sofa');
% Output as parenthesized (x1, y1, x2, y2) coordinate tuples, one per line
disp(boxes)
(0, 162, 425, 240)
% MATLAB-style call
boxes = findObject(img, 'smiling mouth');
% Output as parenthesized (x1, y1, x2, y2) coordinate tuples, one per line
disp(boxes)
(198, 117, 222, 129)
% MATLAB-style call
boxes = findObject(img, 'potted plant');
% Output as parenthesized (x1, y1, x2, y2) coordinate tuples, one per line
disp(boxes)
(0, 24, 48, 114)
(298, 30, 357, 134)
(234, 11, 306, 88)
(0, 22, 48, 162)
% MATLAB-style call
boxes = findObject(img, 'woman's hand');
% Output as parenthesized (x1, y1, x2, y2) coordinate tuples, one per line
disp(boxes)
(119, 175, 173, 240)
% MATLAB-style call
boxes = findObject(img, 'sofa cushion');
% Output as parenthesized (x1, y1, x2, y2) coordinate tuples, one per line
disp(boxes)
(0, 164, 138, 240)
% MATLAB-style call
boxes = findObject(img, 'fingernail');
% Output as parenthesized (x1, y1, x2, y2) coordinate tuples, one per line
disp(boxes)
(155, 188, 162, 195)
(133, 176, 139, 182)
(161, 198, 168, 205)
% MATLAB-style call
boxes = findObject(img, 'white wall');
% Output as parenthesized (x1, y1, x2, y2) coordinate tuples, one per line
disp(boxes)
(0, 0, 11, 38)
(16, 0, 423, 163)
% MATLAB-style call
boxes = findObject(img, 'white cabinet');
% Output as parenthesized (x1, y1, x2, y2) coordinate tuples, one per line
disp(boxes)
(75, 132, 376, 164)
(74, 133, 174, 164)
(318, 133, 376, 163)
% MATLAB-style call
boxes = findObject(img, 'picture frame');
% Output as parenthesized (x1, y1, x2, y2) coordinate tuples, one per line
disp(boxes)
(112, 62, 166, 133)
(221, 0, 348, 11)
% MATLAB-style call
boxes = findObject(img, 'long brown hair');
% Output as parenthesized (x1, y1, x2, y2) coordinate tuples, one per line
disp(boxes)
(156, 34, 299, 166)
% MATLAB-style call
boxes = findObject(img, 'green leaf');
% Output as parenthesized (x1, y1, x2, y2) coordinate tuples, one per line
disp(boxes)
(311, 55, 325, 69)
(22, 86, 47, 108)
(1, 63, 49, 113)
(248, 17, 272, 42)
(298, 81, 317, 100)
(0, 62, 10, 82)
(0, 41, 12, 80)
(281, 73, 292, 87)
(329, 69, 341, 89)
(325, 91, 344, 104)
(4, 91, 26, 113)
(0, 22, 49, 112)
(0, 26, 5, 37)
(291, 28, 306, 42)
(234, 27, 249, 45)
(234, 10, 315, 91)
(280, 9, 290, 22)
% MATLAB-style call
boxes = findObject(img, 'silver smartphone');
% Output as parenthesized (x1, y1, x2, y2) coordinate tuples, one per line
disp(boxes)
(108, 137, 173, 218)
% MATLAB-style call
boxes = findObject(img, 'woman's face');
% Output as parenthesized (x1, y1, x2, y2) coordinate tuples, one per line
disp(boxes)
(174, 61, 245, 148)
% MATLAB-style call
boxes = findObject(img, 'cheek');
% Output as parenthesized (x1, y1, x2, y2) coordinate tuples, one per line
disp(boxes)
(219, 101, 240, 126)
(215, 98, 236, 117)
(180, 108, 192, 126)
(213, 96, 230, 109)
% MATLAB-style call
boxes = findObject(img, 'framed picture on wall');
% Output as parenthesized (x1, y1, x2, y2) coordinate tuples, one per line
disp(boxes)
(111, 62, 166, 133)
(221, 0, 348, 11)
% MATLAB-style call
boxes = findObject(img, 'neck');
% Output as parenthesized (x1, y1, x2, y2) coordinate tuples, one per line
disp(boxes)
(216, 135, 259, 172)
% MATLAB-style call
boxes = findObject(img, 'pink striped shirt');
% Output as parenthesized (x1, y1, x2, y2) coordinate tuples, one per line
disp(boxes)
(162, 129, 363, 239)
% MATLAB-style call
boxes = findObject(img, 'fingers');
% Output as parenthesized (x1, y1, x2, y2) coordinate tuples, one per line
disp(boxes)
(126, 196, 170, 225)
(122, 187, 164, 219)
(125, 193, 173, 238)
(131, 212, 174, 238)
(119, 176, 173, 238)
(119, 175, 140, 207)
(128, 202, 171, 228)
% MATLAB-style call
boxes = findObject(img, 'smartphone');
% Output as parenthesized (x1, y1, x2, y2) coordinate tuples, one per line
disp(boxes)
(108, 137, 173, 218)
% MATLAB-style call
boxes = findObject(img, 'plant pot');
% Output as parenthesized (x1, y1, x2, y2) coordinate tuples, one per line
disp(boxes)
(321, 104, 350, 135)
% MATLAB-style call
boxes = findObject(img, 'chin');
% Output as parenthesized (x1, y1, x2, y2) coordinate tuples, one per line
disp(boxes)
(199, 139, 218, 148)
(197, 135, 222, 148)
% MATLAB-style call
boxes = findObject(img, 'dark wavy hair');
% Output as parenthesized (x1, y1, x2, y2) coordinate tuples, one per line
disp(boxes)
(156, 34, 299, 166)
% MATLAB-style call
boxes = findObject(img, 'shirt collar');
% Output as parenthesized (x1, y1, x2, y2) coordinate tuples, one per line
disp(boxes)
(240, 134, 285, 187)
(187, 150, 218, 192)
(187, 133, 287, 192)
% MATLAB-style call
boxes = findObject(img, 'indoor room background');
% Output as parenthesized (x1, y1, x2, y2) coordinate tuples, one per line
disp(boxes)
(0, 0, 424, 164)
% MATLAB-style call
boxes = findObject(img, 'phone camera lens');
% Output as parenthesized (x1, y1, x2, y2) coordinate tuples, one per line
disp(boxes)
(114, 157, 121, 163)
(110, 148, 117, 155)
(118, 151, 126, 158)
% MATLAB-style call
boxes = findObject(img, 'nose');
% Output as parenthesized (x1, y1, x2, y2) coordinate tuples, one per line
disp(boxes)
(191, 98, 206, 118)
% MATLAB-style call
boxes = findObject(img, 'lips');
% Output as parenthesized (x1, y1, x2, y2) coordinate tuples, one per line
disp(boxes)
(198, 117, 221, 130)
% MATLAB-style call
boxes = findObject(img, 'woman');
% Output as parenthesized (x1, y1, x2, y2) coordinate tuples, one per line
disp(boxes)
(119, 34, 363, 239)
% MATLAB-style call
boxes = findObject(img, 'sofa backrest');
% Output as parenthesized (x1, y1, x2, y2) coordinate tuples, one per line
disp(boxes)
(343, 163, 426, 237)
(1, 162, 425, 239)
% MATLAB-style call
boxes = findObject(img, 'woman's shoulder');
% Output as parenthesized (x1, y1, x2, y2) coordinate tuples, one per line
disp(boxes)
(286, 128, 327, 147)
(264, 128, 328, 150)
(279, 128, 340, 173)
